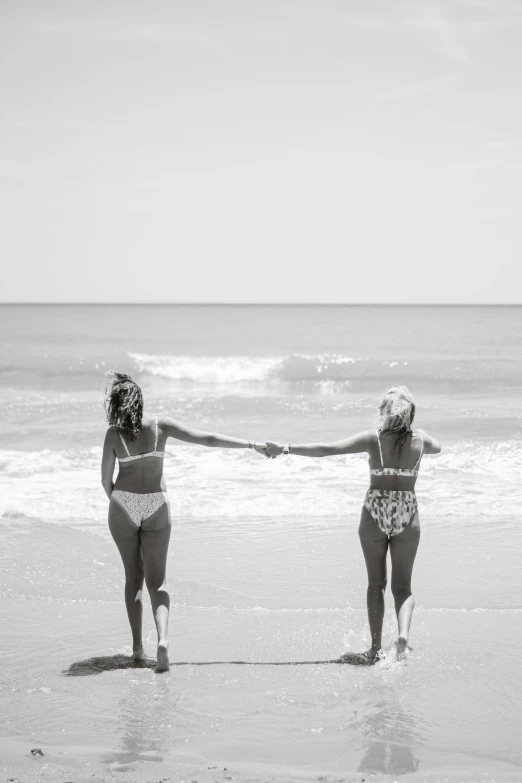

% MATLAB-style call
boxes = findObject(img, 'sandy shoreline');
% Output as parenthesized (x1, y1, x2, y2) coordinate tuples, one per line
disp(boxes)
(3, 306, 522, 782)
(2, 737, 522, 783)
(2, 516, 522, 783)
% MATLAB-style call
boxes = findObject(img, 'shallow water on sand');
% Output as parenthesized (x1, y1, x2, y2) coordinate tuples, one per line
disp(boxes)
(1, 304, 522, 781)
(1, 514, 522, 781)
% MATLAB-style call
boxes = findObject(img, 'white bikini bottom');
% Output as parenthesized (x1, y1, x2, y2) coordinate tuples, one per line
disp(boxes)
(112, 490, 167, 527)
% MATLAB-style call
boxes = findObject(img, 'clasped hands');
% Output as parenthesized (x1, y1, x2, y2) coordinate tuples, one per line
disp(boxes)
(253, 441, 284, 459)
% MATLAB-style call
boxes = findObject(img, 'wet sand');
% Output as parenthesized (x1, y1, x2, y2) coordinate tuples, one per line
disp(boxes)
(1, 518, 522, 783)
(2, 737, 522, 783)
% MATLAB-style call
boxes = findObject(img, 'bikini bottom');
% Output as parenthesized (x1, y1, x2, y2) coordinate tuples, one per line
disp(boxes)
(364, 489, 418, 537)
(112, 490, 167, 528)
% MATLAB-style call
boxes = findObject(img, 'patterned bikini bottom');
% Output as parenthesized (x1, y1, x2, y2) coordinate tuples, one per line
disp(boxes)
(364, 489, 418, 537)
(112, 490, 168, 528)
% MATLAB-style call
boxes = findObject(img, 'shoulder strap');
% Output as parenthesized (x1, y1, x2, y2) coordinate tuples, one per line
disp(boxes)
(119, 432, 130, 457)
(375, 430, 384, 468)
(154, 415, 158, 451)
(414, 432, 424, 470)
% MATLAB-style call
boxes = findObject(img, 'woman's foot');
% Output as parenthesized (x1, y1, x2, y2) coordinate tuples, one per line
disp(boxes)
(362, 647, 384, 664)
(395, 636, 410, 661)
(155, 639, 170, 673)
(339, 648, 382, 665)
(132, 645, 146, 661)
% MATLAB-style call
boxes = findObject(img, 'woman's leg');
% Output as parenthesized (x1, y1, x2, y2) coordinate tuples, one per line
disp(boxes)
(358, 506, 389, 658)
(389, 512, 420, 658)
(108, 498, 145, 658)
(140, 496, 171, 672)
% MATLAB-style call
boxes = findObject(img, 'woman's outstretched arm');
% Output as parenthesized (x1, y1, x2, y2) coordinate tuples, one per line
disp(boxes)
(161, 416, 268, 453)
(264, 430, 374, 459)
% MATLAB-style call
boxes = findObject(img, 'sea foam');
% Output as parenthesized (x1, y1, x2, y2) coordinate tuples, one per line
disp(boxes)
(1, 441, 521, 526)
(129, 352, 364, 384)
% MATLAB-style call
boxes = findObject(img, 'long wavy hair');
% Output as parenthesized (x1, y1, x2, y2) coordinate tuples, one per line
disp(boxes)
(374, 385, 416, 453)
(104, 372, 143, 442)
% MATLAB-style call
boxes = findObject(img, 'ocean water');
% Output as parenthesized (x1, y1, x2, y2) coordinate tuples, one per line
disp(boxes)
(1, 304, 521, 782)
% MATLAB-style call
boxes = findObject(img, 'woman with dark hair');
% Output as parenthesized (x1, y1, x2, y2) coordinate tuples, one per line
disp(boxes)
(101, 372, 268, 672)
(264, 386, 441, 662)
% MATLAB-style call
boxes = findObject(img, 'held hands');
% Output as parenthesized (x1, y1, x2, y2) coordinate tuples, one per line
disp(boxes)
(264, 441, 284, 459)
(250, 440, 284, 459)
(253, 441, 271, 458)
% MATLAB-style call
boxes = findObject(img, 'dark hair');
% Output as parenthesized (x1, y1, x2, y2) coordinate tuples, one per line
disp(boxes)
(104, 371, 143, 441)
(375, 385, 416, 453)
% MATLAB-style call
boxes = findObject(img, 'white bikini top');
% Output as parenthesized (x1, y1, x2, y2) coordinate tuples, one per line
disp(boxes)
(369, 430, 423, 477)
(118, 416, 165, 463)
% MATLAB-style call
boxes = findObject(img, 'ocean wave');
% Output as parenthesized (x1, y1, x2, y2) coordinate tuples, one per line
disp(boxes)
(426, 441, 522, 475)
(129, 352, 367, 384)
(125, 351, 522, 394)
(2, 440, 520, 478)
(0, 441, 521, 525)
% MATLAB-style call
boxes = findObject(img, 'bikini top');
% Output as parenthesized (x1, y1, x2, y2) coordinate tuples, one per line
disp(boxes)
(118, 416, 165, 463)
(369, 430, 423, 477)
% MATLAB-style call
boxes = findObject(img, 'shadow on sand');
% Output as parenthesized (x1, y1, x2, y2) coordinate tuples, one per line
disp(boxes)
(63, 651, 375, 676)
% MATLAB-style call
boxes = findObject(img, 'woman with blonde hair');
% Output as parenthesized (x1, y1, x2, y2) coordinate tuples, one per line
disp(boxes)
(265, 386, 441, 662)
(101, 372, 268, 672)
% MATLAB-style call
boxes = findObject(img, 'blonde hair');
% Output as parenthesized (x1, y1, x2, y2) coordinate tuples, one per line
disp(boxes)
(375, 386, 416, 452)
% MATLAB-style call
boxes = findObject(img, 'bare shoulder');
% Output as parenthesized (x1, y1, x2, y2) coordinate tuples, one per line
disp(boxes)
(415, 428, 442, 454)
(158, 415, 177, 426)
(103, 426, 119, 449)
(357, 429, 378, 449)
(157, 416, 187, 437)
(158, 415, 181, 429)
(333, 429, 376, 455)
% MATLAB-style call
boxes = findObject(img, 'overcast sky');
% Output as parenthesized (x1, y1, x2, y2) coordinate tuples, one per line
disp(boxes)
(1, 0, 521, 303)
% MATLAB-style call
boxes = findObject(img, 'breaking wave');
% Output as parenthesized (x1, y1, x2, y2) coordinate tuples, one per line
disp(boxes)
(128, 352, 368, 384)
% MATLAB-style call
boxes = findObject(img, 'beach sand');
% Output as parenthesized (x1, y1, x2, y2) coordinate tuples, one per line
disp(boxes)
(1, 516, 521, 783)
(3, 740, 522, 783)
(1, 304, 522, 782)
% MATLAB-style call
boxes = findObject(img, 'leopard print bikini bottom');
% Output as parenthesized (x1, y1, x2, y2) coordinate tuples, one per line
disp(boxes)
(364, 489, 418, 537)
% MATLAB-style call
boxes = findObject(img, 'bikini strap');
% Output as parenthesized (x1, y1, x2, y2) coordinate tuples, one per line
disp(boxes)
(414, 432, 424, 470)
(154, 415, 158, 451)
(119, 432, 130, 457)
(375, 430, 384, 468)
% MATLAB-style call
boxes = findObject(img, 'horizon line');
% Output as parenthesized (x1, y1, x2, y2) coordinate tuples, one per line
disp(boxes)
(0, 302, 521, 307)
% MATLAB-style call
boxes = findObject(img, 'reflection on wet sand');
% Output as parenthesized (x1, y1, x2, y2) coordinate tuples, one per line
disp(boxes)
(356, 685, 421, 776)
(101, 671, 183, 771)
(63, 652, 422, 777)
